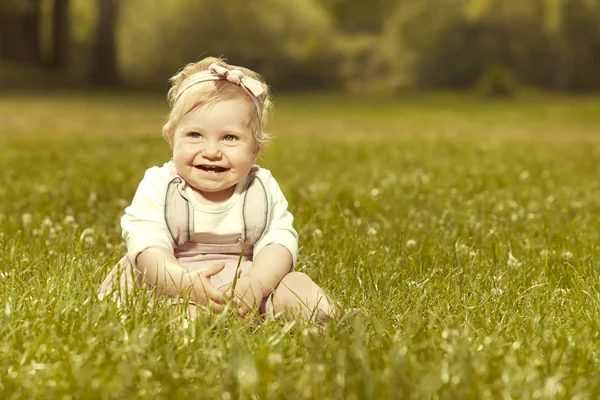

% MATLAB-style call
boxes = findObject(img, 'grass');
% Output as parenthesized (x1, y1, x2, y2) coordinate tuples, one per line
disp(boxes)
(1, 91, 600, 399)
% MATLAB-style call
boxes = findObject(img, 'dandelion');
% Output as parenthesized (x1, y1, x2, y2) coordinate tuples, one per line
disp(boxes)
(236, 360, 258, 391)
(36, 184, 49, 193)
(543, 376, 565, 397)
(312, 229, 323, 239)
(370, 188, 380, 197)
(553, 288, 570, 297)
(456, 243, 469, 255)
(540, 249, 550, 259)
(21, 213, 32, 227)
(367, 226, 377, 236)
(519, 170, 529, 181)
(508, 252, 522, 267)
(302, 326, 319, 337)
(41, 216, 52, 230)
(570, 200, 583, 209)
(441, 329, 458, 340)
(267, 353, 283, 366)
(63, 215, 76, 225)
(562, 251, 573, 261)
(79, 228, 95, 241)
(406, 239, 417, 249)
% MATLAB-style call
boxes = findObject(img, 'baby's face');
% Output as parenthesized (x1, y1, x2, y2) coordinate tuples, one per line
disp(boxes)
(172, 98, 257, 203)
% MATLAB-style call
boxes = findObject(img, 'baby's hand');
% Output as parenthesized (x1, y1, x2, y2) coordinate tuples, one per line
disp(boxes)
(221, 276, 267, 318)
(182, 263, 226, 312)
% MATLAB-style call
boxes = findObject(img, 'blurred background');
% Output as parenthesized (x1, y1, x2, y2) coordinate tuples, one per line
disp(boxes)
(1, 0, 599, 95)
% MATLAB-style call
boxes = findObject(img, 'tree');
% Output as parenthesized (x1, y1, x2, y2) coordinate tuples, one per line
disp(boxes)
(0, 0, 43, 64)
(49, 0, 70, 69)
(90, 0, 120, 86)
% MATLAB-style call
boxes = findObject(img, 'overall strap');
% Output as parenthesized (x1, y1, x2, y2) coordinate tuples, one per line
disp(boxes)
(164, 170, 194, 247)
(164, 163, 271, 248)
(240, 166, 271, 246)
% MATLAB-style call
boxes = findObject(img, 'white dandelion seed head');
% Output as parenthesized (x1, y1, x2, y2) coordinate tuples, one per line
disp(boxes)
(456, 243, 469, 255)
(508, 252, 522, 267)
(267, 353, 283, 366)
(41, 217, 52, 230)
(519, 170, 529, 181)
(79, 228, 95, 242)
(21, 213, 32, 226)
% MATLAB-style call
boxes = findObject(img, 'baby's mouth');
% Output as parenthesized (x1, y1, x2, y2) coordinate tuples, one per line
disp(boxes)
(195, 165, 228, 173)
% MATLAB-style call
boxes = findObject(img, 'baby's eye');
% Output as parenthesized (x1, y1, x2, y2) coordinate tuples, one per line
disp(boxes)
(188, 132, 201, 139)
(223, 134, 238, 142)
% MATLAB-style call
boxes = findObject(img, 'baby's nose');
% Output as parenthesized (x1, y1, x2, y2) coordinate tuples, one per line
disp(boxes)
(203, 142, 221, 157)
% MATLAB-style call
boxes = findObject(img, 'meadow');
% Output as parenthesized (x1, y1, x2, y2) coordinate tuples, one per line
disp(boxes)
(1, 91, 600, 399)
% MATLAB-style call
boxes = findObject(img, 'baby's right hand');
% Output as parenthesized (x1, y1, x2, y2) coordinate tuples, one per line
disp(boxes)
(182, 263, 226, 312)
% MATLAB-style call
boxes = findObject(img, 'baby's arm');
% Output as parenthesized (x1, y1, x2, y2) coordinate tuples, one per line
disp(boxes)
(227, 244, 292, 317)
(123, 165, 224, 308)
(246, 244, 293, 293)
(137, 247, 225, 308)
(244, 170, 298, 293)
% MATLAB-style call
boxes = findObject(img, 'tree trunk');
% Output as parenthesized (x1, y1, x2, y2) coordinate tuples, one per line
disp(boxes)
(50, 0, 70, 69)
(90, 0, 120, 86)
(0, 0, 43, 64)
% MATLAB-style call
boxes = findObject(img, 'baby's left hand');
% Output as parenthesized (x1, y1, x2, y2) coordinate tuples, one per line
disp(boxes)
(221, 276, 267, 318)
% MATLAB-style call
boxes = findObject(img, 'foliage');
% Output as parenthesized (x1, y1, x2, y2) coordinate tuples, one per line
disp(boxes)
(474, 64, 518, 97)
(1, 0, 600, 91)
(118, 0, 340, 90)
(1, 92, 600, 397)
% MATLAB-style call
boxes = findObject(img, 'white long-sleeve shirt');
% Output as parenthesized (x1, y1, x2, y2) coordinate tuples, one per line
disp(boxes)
(121, 162, 298, 267)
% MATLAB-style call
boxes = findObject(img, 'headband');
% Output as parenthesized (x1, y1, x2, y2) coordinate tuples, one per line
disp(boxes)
(175, 63, 265, 122)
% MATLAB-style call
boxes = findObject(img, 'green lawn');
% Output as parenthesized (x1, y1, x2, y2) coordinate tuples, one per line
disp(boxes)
(1, 92, 600, 399)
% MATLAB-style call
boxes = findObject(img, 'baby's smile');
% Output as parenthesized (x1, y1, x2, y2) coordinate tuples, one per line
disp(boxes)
(195, 164, 229, 173)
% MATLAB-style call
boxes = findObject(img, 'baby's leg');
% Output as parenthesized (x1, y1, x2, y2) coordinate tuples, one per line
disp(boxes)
(172, 302, 200, 319)
(271, 272, 335, 322)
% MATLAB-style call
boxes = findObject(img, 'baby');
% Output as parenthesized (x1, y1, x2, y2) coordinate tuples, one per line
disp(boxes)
(99, 57, 334, 321)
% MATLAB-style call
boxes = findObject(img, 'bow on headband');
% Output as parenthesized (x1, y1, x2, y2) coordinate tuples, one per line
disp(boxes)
(175, 63, 265, 120)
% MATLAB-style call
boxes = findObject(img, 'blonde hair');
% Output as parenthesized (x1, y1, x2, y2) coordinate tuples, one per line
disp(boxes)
(162, 57, 272, 153)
